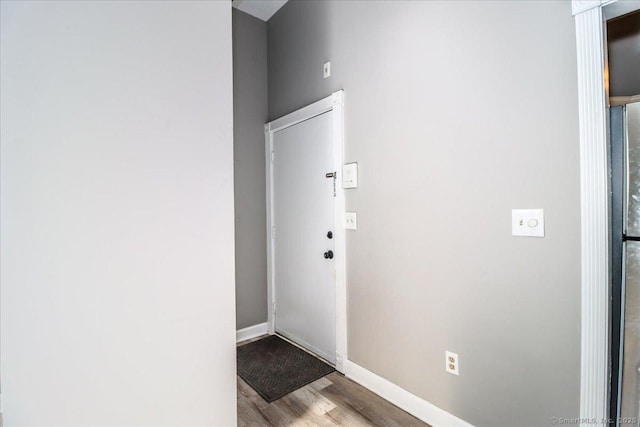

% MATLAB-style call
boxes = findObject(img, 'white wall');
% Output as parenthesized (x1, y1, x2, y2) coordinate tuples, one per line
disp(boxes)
(0, 1, 236, 425)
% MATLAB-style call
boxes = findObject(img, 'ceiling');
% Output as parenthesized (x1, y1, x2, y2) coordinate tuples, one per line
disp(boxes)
(232, 0, 288, 22)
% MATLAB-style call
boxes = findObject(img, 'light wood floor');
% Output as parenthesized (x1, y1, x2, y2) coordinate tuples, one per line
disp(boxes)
(237, 371, 431, 426)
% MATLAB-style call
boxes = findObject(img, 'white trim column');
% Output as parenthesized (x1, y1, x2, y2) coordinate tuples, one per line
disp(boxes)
(331, 91, 347, 374)
(573, 2, 610, 425)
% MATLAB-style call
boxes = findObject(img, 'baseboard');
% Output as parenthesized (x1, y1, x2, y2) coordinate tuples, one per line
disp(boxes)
(345, 360, 474, 427)
(236, 322, 268, 343)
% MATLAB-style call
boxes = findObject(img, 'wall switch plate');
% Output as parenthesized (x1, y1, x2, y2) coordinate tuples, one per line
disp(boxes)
(512, 209, 544, 237)
(323, 61, 331, 78)
(446, 351, 459, 376)
(345, 212, 357, 230)
(342, 162, 358, 189)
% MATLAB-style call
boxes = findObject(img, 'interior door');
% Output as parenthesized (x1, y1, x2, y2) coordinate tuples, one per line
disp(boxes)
(272, 111, 336, 364)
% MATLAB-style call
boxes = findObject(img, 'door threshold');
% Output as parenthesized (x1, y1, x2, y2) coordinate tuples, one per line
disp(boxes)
(273, 331, 336, 368)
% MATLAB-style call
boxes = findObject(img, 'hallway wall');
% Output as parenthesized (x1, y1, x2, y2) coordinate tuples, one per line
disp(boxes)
(267, 1, 581, 425)
(233, 9, 269, 330)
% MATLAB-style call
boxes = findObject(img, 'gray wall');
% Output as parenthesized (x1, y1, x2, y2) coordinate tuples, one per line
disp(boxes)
(268, 1, 581, 426)
(233, 9, 269, 330)
(607, 11, 640, 97)
(0, 1, 237, 424)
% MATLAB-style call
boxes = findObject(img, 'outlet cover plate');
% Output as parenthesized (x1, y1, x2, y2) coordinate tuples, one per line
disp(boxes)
(446, 351, 459, 376)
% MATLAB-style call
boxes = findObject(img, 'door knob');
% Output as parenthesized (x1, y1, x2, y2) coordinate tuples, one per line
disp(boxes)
(323, 250, 334, 259)
(327, 231, 333, 239)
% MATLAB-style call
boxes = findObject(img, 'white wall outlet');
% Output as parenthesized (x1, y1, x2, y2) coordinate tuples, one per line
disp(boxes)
(512, 209, 544, 237)
(342, 162, 358, 188)
(323, 61, 331, 78)
(446, 351, 459, 376)
(345, 212, 357, 230)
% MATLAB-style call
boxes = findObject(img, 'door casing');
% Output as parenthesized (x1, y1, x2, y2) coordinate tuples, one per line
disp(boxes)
(264, 90, 347, 373)
(573, 0, 640, 423)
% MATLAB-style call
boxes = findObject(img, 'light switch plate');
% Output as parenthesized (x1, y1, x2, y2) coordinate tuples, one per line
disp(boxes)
(345, 212, 357, 230)
(512, 209, 544, 237)
(343, 162, 358, 189)
(323, 61, 331, 78)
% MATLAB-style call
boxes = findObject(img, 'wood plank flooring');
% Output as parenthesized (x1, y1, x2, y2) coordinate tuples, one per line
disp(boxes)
(237, 371, 431, 427)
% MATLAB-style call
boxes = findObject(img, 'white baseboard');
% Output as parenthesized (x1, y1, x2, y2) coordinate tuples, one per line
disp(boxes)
(345, 360, 474, 427)
(236, 322, 268, 343)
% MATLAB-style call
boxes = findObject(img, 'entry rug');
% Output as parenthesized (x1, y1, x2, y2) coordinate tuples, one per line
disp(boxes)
(237, 335, 335, 402)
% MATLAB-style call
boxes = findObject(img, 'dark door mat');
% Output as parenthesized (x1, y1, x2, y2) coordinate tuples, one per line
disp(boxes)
(237, 334, 335, 402)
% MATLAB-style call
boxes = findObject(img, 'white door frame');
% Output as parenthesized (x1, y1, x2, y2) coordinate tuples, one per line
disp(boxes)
(264, 90, 347, 373)
(572, 1, 640, 424)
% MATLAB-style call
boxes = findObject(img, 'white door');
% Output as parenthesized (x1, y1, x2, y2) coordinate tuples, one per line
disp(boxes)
(272, 111, 336, 364)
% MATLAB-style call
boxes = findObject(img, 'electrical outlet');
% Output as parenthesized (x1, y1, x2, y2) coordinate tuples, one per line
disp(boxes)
(446, 351, 459, 376)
